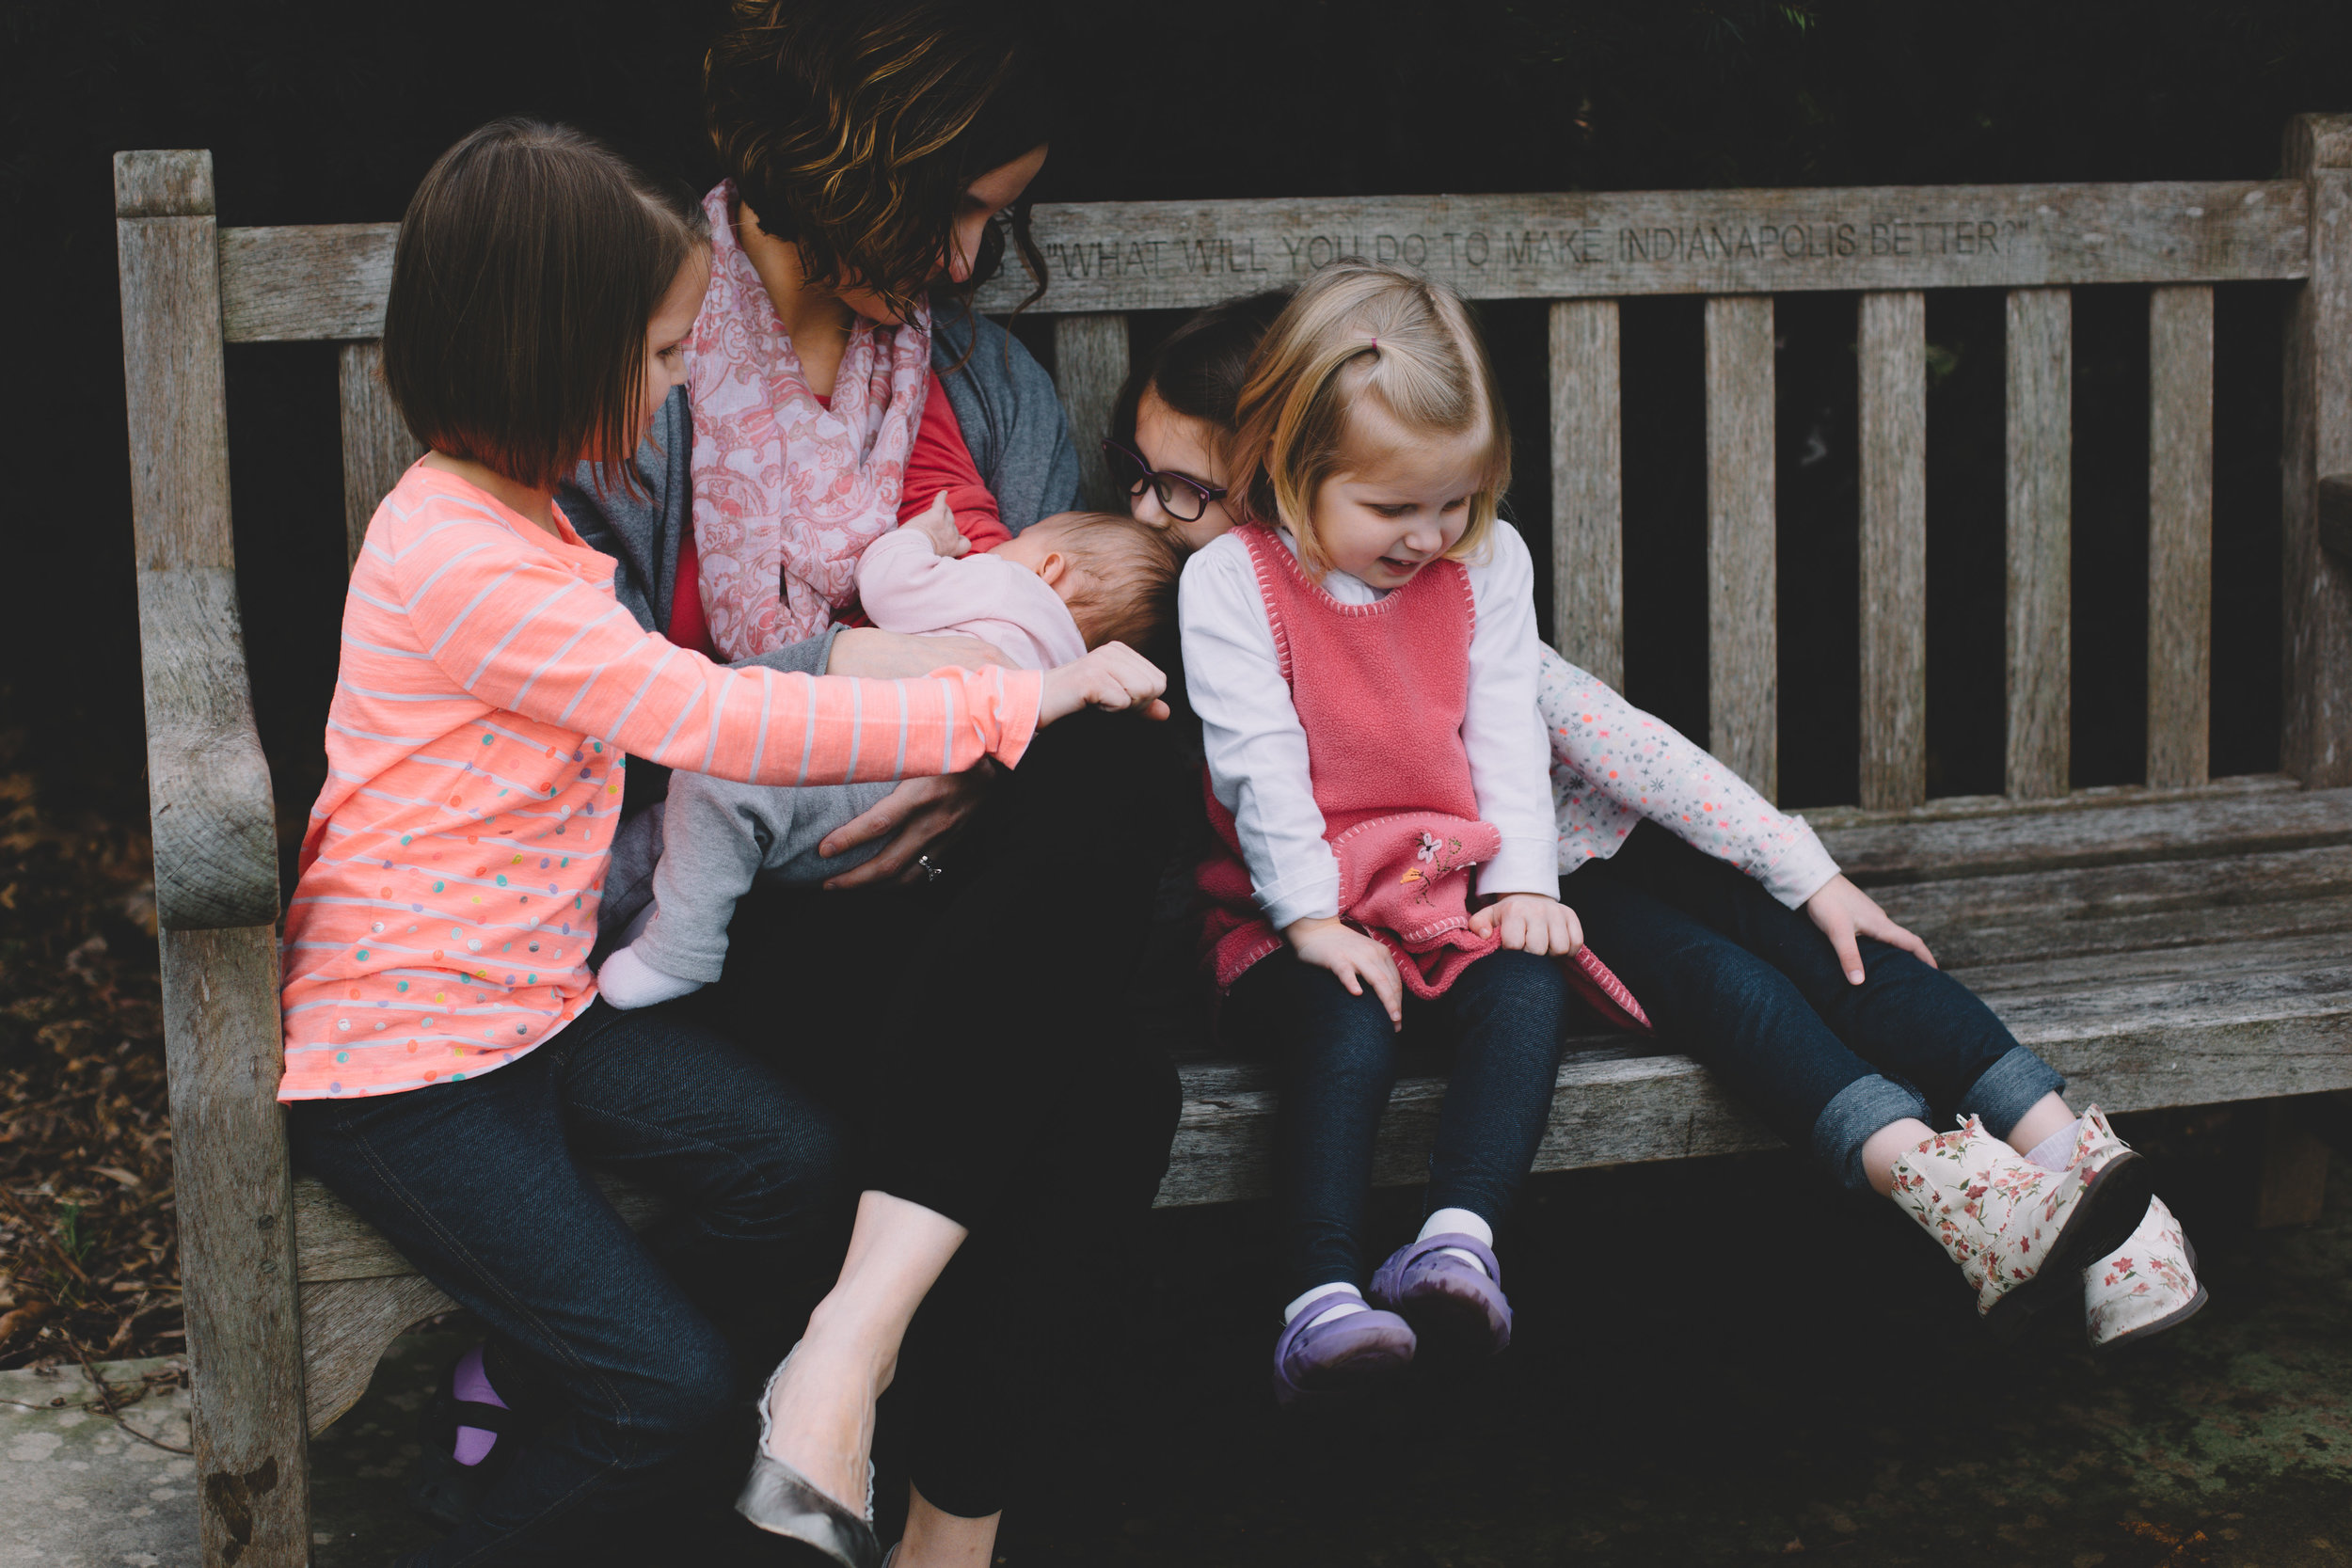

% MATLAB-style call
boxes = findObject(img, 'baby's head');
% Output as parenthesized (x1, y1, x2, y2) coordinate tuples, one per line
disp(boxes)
(1222, 261, 1511, 591)
(994, 512, 1184, 653)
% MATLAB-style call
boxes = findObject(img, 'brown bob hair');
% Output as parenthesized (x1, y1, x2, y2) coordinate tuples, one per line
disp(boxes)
(704, 0, 1052, 324)
(381, 119, 707, 495)
(1223, 261, 1512, 576)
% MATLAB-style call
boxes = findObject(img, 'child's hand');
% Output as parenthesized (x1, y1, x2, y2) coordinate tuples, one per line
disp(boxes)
(1469, 893, 1581, 956)
(1803, 873, 1936, 985)
(1285, 915, 1404, 1029)
(1038, 641, 1170, 725)
(909, 492, 969, 558)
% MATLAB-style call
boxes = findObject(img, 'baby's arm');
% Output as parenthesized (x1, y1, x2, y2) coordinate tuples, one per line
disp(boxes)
(856, 527, 1041, 647)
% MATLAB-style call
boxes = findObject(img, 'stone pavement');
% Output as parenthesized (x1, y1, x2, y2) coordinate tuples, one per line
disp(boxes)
(8, 1113, 2350, 1566)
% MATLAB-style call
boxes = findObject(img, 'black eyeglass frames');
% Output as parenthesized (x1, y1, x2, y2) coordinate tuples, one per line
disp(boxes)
(1101, 437, 1227, 524)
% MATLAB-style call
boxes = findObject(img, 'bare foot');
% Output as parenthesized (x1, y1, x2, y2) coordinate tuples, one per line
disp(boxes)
(761, 1335, 885, 1518)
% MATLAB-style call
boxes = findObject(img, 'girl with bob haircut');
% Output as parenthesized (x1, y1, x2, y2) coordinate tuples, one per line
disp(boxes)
(1183, 261, 1643, 1402)
(279, 118, 1165, 1568)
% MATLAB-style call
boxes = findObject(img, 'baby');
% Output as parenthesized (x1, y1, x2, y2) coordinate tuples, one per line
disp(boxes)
(596, 499, 1183, 1007)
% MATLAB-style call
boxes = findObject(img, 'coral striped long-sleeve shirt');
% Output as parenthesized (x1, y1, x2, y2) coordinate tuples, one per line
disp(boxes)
(279, 463, 1040, 1101)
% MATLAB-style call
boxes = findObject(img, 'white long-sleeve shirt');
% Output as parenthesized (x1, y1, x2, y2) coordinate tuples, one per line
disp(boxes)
(1180, 522, 1560, 931)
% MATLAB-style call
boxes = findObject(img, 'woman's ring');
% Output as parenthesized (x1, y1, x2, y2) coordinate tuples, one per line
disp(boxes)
(918, 854, 945, 882)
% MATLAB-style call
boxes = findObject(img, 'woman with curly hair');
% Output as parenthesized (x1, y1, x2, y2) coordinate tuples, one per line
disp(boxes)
(544, 5, 1187, 1565)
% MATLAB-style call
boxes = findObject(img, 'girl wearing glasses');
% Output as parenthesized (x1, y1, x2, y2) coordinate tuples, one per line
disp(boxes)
(1124, 276, 2204, 1395)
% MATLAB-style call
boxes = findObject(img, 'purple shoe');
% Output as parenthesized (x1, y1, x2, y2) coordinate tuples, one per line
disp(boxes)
(1271, 1292, 1416, 1405)
(1370, 1234, 1512, 1355)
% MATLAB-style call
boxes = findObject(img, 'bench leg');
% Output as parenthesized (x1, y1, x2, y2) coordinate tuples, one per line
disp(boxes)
(162, 926, 312, 1565)
(2255, 1099, 2332, 1228)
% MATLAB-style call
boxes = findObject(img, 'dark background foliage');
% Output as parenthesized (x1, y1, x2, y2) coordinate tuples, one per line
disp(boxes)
(4, 0, 2348, 829)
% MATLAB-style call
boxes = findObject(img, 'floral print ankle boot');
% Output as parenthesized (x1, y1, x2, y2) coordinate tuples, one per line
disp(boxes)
(2060, 1110, 2208, 1349)
(1889, 1113, 2148, 1338)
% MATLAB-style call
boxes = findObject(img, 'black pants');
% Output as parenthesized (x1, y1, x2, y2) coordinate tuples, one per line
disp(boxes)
(1224, 946, 1569, 1298)
(288, 1001, 843, 1568)
(1565, 821, 2064, 1190)
(705, 709, 1188, 1517)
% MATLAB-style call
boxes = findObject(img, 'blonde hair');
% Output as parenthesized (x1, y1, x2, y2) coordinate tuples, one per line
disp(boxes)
(1223, 261, 1511, 575)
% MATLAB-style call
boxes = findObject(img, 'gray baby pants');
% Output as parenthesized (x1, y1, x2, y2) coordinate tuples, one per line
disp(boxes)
(600, 772, 893, 982)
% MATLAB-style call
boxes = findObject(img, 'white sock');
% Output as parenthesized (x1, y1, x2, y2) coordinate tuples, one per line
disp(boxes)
(595, 945, 703, 1010)
(1282, 1282, 1366, 1330)
(2025, 1117, 2085, 1172)
(1420, 1208, 1495, 1275)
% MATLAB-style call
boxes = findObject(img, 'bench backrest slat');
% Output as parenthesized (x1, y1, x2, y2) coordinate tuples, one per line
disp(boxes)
(1049, 313, 1130, 509)
(338, 341, 421, 573)
(1547, 299, 1623, 689)
(1704, 295, 1779, 800)
(2147, 285, 2217, 790)
(1858, 291, 1929, 810)
(2004, 288, 2074, 800)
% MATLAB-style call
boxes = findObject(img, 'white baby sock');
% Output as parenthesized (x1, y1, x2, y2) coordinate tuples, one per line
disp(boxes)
(595, 945, 704, 1010)
(1283, 1282, 1367, 1332)
(2025, 1117, 2086, 1173)
(1421, 1208, 1495, 1275)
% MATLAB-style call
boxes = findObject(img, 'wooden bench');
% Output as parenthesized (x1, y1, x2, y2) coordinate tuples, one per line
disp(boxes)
(115, 118, 2352, 1565)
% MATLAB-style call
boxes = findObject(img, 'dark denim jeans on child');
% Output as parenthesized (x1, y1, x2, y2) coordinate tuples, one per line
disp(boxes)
(1564, 821, 2064, 1191)
(1226, 945, 1569, 1298)
(287, 998, 844, 1568)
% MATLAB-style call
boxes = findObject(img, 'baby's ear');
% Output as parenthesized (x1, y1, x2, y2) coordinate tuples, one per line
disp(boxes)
(1034, 550, 1069, 588)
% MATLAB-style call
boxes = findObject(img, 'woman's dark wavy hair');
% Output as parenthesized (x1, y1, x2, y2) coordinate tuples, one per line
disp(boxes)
(1110, 287, 1296, 448)
(705, 0, 1053, 324)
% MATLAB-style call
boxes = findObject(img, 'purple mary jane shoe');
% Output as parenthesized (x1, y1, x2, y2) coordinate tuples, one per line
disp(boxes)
(1271, 1292, 1416, 1406)
(1369, 1234, 1512, 1355)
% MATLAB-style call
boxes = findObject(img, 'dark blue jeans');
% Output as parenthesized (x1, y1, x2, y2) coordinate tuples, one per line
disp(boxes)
(286, 998, 845, 1568)
(1564, 821, 2064, 1191)
(1225, 945, 1568, 1298)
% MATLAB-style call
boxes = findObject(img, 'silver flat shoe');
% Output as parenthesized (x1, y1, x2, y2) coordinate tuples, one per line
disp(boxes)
(735, 1345, 882, 1568)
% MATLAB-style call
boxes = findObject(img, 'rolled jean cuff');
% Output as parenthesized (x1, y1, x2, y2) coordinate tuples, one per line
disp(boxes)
(1955, 1045, 2067, 1141)
(1811, 1074, 1931, 1194)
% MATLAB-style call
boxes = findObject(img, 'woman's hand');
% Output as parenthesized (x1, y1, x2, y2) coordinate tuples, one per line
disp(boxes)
(1804, 873, 1936, 985)
(815, 765, 993, 890)
(828, 626, 1010, 678)
(1284, 915, 1404, 1029)
(1469, 893, 1582, 957)
(1038, 641, 1171, 725)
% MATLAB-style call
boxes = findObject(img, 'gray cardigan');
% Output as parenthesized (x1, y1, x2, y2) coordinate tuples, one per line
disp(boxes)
(560, 297, 1081, 666)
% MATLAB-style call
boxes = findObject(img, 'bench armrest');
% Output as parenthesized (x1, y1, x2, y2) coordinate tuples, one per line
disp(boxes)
(140, 564, 279, 929)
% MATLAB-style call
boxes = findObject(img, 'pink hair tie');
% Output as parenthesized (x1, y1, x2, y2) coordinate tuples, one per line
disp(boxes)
(1369, 336, 1378, 350)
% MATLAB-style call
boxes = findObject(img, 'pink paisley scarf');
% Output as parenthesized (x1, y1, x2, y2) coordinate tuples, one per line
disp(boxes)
(689, 181, 932, 658)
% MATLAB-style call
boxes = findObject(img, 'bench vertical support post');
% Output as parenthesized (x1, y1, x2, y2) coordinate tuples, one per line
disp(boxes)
(1549, 299, 1624, 687)
(1051, 313, 1130, 512)
(338, 341, 421, 574)
(1858, 291, 1928, 810)
(115, 149, 311, 1568)
(1704, 294, 1778, 801)
(2282, 115, 2352, 787)
(2146, 285, 2215, 789)
(2005, 288, 2073, 800)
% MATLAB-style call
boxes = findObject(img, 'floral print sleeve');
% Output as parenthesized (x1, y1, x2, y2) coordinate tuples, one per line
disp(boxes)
(1537, 643, 1840, 909)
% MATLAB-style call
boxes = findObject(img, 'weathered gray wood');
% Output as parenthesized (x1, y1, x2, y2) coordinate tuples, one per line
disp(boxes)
(219, 182, 2312, 342)
(1050, 313, 1130, 512)
(338, 342, 420, 573)
(300, 1275, 453, 1434)
(1705, 294, 1777, 800)
(963, 182, 2312, 314)
(2147, 286, 2216, 789)
(1820, 783, 2352, 884)
(1549, 299, 1624, 687)
(117, 151, 278, 934)
(292, 1172, 666, 1285)
(160, 926, 310, 1567)
(2321, 473, 2352, 561)
(2005, 288, 2074, 800)
(218, 224, 397, 342)
(2282, 116, 2352, 787)
(2256, 1101, 2332, 1227)
(1858, 291, 1929, 809)
(1795, 770, 2298, 831)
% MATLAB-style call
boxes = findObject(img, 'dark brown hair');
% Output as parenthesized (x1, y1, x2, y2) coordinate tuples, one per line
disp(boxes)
(1110, 287, 1295, 449)
(705, 0, 1052, 324)
(382, 119, 707, 495)
(1035, 512, 1184, 656)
